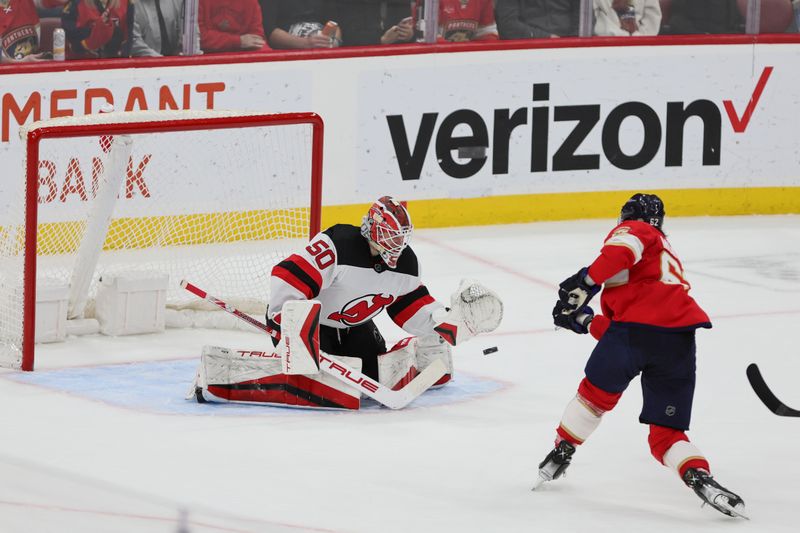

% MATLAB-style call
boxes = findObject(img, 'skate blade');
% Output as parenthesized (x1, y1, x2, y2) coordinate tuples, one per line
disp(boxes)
(531, 474, 550, 491)
(703, 500, 749, 520)
(724, 504, 749, 520)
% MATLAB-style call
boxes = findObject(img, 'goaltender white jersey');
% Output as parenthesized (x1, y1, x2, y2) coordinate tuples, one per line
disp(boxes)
(268, 224, 445, 336)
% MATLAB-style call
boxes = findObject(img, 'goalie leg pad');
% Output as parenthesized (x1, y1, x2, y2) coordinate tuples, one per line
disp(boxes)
(377, 335, 454, 390)
(192, 345, 361, 410)
(416, 334, 453, 388)
(278, 300, 322, 375)
(377, 337, 419, 391)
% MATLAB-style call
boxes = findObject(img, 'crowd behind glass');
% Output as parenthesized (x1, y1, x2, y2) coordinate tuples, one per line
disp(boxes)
(1, 0, 798, 63)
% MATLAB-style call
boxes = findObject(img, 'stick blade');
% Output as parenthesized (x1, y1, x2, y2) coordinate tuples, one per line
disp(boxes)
(747, 363, 780, 413)
(746, 363, 800, 417)
(391, 359, 448, 410)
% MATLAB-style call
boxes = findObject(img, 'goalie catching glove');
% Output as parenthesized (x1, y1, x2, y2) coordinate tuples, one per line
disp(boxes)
(433, 279, 503, 345)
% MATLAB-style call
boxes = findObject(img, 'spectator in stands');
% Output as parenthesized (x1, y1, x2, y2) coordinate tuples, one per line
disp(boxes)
(62, 0, 133, 58)
(33, 0, 67, 17)
(131, 0, 199, 57)
(334, 0, 412, 46)
(261, 0, 340, 49)
(433, 0, 499, 42)
(199, 0, 268, 53)
(663, 0, 743, 34)
(793, 0, 800, 32)
(495, 0, 580, 39)
(1, 0, 46, 62)
(594, 0, 661, 36)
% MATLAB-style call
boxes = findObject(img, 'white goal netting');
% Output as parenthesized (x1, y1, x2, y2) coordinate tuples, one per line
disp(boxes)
(0, 111, 321, 370)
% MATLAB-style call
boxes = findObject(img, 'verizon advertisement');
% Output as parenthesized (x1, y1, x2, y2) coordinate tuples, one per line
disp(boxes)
(359, 45, 798, 199)
(1, 43, 798, 225)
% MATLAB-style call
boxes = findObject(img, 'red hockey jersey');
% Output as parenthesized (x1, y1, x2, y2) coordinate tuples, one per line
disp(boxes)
(438, 0, 498, 41)
(0, 0, 40, 60)
(61, 0, 132, 58)
(587, 220, 711, 339)
(413, 0, 498, 42)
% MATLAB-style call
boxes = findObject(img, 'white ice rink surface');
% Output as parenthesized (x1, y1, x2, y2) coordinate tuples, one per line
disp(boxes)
(1, 215, 799, 533)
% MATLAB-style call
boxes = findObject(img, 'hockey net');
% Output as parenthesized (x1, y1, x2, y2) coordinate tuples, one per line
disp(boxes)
(1, 111, 323, 371)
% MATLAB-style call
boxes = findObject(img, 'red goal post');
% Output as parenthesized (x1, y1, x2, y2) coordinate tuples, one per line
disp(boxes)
(3, 111, 323, 371)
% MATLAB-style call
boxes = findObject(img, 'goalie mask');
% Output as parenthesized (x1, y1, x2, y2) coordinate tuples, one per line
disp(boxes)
(361, 196, 413, 269)
(620, 193, 665, 231)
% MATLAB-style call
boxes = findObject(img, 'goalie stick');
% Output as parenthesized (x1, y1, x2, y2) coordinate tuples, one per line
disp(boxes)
(746, 363, 800, 418)
(180, 280, 447, 410)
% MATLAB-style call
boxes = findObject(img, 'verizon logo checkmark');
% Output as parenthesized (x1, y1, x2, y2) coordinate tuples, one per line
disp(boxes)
(723, 66, 773, 133)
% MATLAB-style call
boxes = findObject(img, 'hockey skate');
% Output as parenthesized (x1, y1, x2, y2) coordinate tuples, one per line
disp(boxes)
(682, 468, 748, 519)
(532, 440, 576, 490)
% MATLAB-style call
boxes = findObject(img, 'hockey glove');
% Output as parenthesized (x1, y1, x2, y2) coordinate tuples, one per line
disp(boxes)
(557, 267, 600, 314)
(433, 279, 503, 346)
(552, 301, 594, 334)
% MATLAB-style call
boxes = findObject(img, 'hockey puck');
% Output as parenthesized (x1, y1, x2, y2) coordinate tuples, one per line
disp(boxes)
(482, 346, 498, 355)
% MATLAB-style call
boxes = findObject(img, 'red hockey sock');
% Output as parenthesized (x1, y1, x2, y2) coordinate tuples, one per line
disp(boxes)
(555, 378, 622, 446)
(649, 425, 710, 476)
(577, 377, 622, 412)
(649, 425, 688, 464)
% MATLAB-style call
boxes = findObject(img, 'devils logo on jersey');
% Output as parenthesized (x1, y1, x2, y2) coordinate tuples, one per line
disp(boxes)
(328, 294, 395, 326)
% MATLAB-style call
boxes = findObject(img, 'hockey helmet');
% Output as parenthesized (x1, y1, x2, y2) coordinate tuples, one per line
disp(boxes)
(620, 193, 665, 231)
(361, 196, 413, 269)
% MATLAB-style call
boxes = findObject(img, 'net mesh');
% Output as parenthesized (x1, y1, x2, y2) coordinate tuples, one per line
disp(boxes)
(0, 111, 318, 369)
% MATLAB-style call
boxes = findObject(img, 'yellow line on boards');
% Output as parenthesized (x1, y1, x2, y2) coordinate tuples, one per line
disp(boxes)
(4, 187, 797, 255)
(321, 187, 800, 229)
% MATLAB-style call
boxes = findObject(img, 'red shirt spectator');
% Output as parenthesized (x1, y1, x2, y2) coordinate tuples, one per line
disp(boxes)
(1, 0, 41, 61)
(199, 0, 269, 53)
(438, 0, 498, 41)
(61, 0, 132, 58)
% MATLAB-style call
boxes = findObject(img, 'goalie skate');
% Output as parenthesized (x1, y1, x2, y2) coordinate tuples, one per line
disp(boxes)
(682, 468, 748, 519)
(186, 354, 209, 402)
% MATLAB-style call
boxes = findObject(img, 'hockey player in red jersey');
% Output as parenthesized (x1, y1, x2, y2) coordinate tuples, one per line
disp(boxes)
(534, 193, 746, 519)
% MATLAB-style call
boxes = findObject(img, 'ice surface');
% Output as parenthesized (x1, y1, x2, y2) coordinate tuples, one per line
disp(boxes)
(1, 216, 799, 532)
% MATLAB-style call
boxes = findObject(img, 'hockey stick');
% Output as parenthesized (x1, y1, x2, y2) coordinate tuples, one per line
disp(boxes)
(746, 363, 800, 417)
(180, 280, 446, 409)
(180, 280, 277, 336)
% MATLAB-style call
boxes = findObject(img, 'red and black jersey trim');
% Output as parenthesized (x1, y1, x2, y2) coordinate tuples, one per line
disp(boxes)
(387, 285, 435, 327)
(272, 254, 322, 299)
(434, 323, 458, 346)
